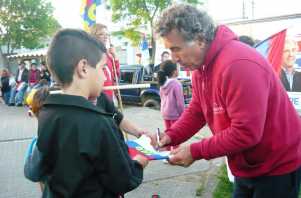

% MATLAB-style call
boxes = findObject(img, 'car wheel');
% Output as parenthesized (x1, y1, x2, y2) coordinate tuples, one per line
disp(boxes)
(143, 98, 160, 110)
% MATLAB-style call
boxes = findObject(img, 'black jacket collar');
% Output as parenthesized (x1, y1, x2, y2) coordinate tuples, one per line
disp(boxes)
(44, 94, 112, 116)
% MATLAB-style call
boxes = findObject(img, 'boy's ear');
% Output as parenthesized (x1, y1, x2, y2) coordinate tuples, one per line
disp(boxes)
(76, 59, 88, 79)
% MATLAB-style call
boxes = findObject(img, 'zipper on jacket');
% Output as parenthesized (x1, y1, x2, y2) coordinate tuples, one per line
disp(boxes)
(201, 64, 211, 121)
(202, 65, 206, 90)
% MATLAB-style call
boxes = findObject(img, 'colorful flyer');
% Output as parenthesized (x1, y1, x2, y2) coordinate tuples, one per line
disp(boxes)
(126, 135, 170, 160)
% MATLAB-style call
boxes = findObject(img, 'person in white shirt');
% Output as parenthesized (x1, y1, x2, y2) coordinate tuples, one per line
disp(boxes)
(8, 61, 29, 106)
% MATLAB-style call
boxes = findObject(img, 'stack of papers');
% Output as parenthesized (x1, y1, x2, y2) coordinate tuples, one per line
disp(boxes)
(126, 135, 170, 160)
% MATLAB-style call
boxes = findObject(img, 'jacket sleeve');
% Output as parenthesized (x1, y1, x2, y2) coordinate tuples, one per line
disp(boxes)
(94, 120, 143, 194)
(166, 74, 206, 145)
(24, 138, 46, 182)
(174, 82, 185, 116)
(97, 93, 124, 126)
(190, 60, 270, 160)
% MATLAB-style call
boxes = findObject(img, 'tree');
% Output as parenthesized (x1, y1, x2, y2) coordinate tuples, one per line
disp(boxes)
(0, 0, 60, 55)
(109, 0, 203, 64)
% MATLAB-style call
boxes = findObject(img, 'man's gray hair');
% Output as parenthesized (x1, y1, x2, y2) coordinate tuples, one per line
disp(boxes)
(156, 4, 216, 43)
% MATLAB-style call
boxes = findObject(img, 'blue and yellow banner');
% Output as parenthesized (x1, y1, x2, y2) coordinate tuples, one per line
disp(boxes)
(80, 0, 101, 31)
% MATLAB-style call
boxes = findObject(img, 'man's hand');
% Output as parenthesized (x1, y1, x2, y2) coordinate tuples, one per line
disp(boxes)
(158, 134, 172, 148)
(146, 132, 171, 149)
(133, 155, 149, 169)
(168, 145, 195, 167)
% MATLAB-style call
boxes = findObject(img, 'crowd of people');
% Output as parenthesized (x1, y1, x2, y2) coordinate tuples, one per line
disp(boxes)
(1, 3, 301, 198)
(0, 61, 51, 106)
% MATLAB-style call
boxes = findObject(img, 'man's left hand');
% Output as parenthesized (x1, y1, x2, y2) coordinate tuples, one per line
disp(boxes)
(168, 145, 195, 167)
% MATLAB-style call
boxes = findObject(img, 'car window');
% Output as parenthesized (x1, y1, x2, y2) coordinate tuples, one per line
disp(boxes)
(120, 71, 135, 84)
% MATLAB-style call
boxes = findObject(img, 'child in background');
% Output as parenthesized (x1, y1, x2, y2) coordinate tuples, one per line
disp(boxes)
(24, 87, 49, 192)
(158, 60, 185, 130)
(39, 61, 51, 85)
(35, 29, 148, 197)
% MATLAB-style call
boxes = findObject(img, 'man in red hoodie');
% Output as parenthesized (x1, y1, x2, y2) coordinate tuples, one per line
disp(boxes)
(155, 4, 301, 198)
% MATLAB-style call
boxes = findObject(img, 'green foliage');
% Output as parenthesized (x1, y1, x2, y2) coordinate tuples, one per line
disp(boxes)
(0, 0, 60, 54)
(108, 0, 203, 63)
(213, 164, 233, 198)
(112, 28, 142, 46)
(213, 164, 301, 198)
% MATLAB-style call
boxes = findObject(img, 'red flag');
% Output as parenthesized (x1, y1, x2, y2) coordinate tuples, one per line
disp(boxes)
(255, 29, 287, 75)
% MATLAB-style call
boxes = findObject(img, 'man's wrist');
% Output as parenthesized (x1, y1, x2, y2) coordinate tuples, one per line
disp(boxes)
(190, 142, 203, 160)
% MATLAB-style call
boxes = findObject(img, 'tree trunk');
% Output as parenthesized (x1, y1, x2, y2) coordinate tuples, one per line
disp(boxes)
(150, 22, 156, 65)
(0, 48, 8, 70)
(150, 36, 156, 65)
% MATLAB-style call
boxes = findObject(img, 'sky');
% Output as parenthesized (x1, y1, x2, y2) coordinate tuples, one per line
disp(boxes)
(51, 0, 301, 29)
(206, 0, 301, 21)
(51, 0, 82, 29)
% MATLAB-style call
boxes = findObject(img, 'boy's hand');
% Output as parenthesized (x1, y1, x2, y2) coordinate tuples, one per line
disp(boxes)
(135, 129, 149, 138)
(133, 155, 149, 169)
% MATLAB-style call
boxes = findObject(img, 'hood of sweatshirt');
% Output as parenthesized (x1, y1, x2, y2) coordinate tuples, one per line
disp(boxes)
(160, 78, 179, 95)
(201, 25, 238, 70)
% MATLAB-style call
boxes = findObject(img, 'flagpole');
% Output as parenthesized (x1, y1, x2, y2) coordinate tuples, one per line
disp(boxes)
(109, 37, 128, 141)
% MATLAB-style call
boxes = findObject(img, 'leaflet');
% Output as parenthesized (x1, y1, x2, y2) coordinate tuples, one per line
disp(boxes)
(126, 135, 170, 160)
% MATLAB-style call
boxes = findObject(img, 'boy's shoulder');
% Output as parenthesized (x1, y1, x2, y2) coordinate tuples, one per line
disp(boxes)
(38, 94, 120, 150)
(39, 94, 115, 130)
(43, 94, 111, 115)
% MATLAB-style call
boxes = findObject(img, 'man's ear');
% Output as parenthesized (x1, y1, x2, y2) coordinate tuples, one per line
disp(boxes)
(196, 36, 206, 49)
(76, 59, 88, 79)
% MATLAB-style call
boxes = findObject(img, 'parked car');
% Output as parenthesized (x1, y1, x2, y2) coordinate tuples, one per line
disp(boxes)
(118, 64, 192, 109)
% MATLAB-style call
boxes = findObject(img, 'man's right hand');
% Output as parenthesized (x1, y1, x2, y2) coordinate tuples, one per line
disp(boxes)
(147, 132, 172, 149)
(158, 134, 172, 148)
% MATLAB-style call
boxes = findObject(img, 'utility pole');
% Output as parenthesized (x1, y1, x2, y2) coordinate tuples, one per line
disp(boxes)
(251, 0, 255, 19)
(242, 0, 246, 19)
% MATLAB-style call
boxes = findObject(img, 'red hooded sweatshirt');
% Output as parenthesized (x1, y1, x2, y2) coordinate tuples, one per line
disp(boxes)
(167, 25, 301, 177)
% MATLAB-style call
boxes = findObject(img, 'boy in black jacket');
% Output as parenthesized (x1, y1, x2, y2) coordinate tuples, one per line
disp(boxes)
(37, 29, 148, 198)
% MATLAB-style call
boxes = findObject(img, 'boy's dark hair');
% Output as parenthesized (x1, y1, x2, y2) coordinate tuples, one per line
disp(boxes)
(47, 29, 106, 86)
(157, 60, 177, 86)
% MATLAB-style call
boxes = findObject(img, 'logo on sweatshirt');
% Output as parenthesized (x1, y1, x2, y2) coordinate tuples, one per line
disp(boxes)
(213, 102, 225, 114)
